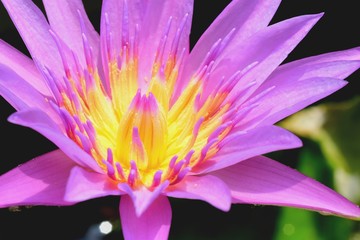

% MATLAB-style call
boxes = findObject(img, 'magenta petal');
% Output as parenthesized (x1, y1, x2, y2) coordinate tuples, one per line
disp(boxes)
(0, 39, 48, 95)
(100, 0, 143, 57)
(8, 109, 102, 172)
(43, 0, 99, 63)
(120, 195, 172, 240)
(166, 175, 231, 211)
(64, 166, 121, 203)
(137, 0, 193, 84)
(271, 47, 360, 80)
(212, 156, 360, 219)
(0, 64, 59, 122)
(242, 77, 347, 128)
(118, 181, 169, 217)
(0, 150, 75, 207)
(1, 0, 62, 77)
(180, 0, 281, 93)
(207, 14, 323, 104)
(193, 125, 302, 174)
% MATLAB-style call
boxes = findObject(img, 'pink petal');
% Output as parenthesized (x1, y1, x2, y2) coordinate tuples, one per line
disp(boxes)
(239, 47, 360, 127)
(178, 0, 281, 95)
(0, 150, 75, 207)
(193, 125, 302, 174)
(272, 47, 360, 79)
(118, 181, 169, 217)
(270, 47, 360, 81)
(43, 0, 99, 64)
(100, 0, 143, 57)
(241, 77, 347, 128)
(64, 166, 121, 203)
(120, 195, 172, 240)
(166, 175, 231, 211)
(0, 64, 59, 121)
(212, 156, 360, 219)
(205, 14, 323, 104)
(0, 39, 48, 95)
(8, 109, 102, 173)
(1, 0, 62, 77)
(137, 0, 193, 85)
(100, 0, 145, 89)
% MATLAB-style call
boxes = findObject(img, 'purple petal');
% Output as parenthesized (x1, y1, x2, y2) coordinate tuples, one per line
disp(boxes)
(1, 0, 62, 77)
(137, 0, 193, 84)
(0, 150, 75, 207)
(120, 195, 172, 240)
(0, 39, 48, 95)
(212, 156, 360, 219)
(100, 0, 143, 57)
(64, 166, 121, 203)
(269, 47, 360, 81)
(0, 64, 59, 122)
(43, 0, 99, 64)
(166, 175, 231, 211)
(241, 77, 347, 128)
(193, 125, 302, 174)
(100, 0, 145, 89)
(118, 181, 169, 217)
(8, 109, 102, 173)
(205, 14, 323, 104)
(179, 0, 281, 95)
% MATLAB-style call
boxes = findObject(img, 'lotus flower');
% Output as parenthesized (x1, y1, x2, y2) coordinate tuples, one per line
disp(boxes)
(1, 0, 359, 239)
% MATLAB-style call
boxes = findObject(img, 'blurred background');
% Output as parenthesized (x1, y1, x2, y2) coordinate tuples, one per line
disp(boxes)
(0, 0, 360, 239)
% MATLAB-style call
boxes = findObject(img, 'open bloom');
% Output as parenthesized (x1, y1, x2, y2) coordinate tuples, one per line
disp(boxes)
(1, 0, 360, 239)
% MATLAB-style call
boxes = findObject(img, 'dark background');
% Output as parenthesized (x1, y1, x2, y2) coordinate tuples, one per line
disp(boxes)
(1, 1, 359, 239)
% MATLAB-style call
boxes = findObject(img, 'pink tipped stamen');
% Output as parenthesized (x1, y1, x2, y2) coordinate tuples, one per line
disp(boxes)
(245, 85, 276, 106)
(77, 10, 95, 72)
(151, 170, 163, 188)
(184, 150, 195, 164)
(172, 159, 186, 176)
(116, 55, 123, 69)
(104, 13, 113, 60)
(42, 67, 63, 105)
(207, 122, 232, 143)
(147, 92, 159, 112)
(202, 38, 222, 65)
(75, 130, 91, 153)
(73, 115, 85, 133)
(49, 30, 71, 78)
(218, 71, 242, 94)
(115, 162, 126, 180)
(198, 138, 218, 163)
(219, 28, 236, 52)
(103, 159, 116, 180)
(129, 90, 142, 110)
(59, 107, 77, 131)
(122, 0, 130, 47)
(128, 160, 139, 186)
(232, 103, 260, 126)
(226, 80, 257, 106)
(107, 148, 114, 165)
(81, 33, 94, 72)
(170, 13, 189, 57)
(132, 24, 140, 57)
(154, 16, 173, 67)
(171, 167, 191, 185)
(132, 127, 146, 162)
(169, 155, 178, 169)
(193, 117, 204, 136)
(71, 51, 83, 80)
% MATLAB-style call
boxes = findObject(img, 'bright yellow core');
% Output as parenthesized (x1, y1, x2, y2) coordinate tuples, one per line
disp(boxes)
(57, 52, 232, 189)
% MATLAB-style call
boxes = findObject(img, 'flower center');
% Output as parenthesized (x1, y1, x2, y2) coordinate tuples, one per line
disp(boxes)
(45, 14, 242, 189)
